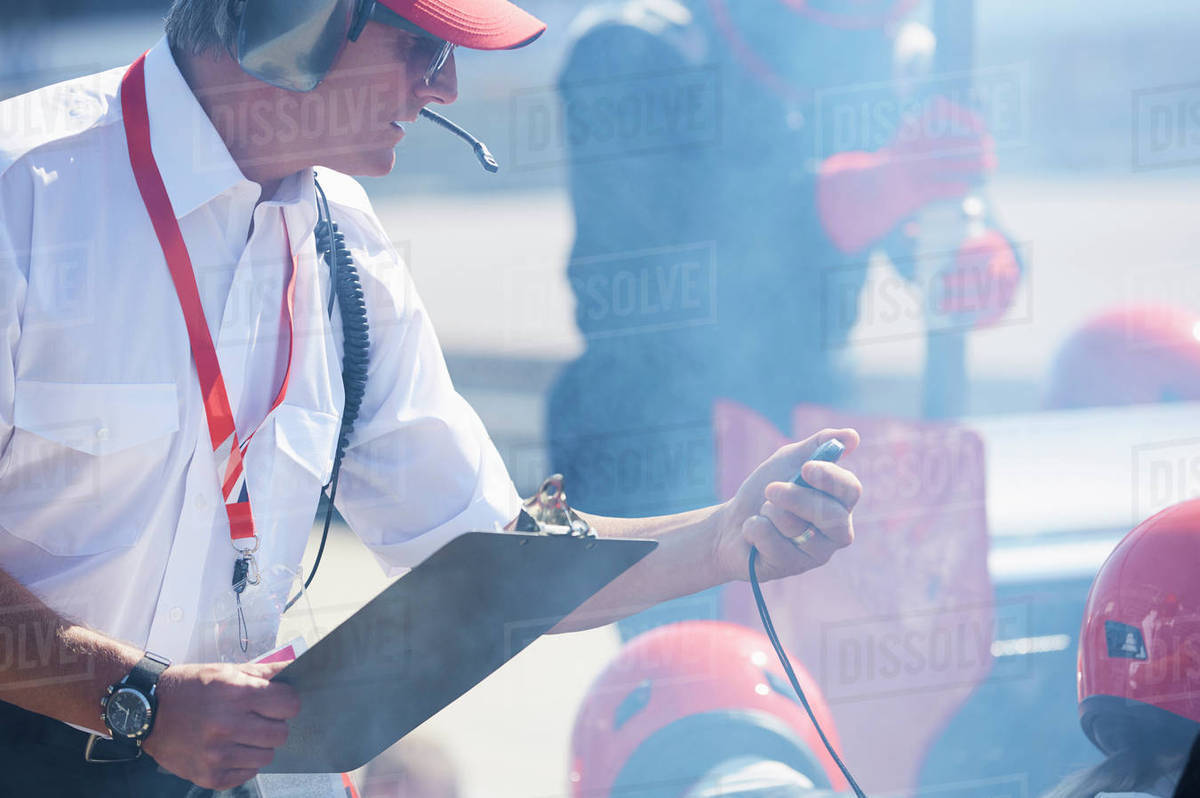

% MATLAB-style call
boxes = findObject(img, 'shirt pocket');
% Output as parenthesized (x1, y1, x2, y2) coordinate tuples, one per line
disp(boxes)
(0, 380, 180, 556)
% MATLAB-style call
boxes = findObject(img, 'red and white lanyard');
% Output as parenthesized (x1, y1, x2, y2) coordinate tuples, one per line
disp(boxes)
(120, 53, 297, 596)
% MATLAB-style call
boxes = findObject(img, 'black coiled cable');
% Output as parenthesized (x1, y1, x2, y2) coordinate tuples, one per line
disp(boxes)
(749, 547, 868, 797)
(284, 176, 370, 612)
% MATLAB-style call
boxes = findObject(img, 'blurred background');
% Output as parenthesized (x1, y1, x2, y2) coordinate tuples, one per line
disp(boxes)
(5, 1, 1200, 796)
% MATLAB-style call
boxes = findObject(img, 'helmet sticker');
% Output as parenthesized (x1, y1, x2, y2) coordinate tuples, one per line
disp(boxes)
(1105, 621, 1148, 660)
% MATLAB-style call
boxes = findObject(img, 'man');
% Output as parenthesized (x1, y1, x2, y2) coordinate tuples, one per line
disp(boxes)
(0, 0, 862, 794)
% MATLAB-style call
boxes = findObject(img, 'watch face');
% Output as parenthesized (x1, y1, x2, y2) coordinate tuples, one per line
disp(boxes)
(106, 687, 152, 738)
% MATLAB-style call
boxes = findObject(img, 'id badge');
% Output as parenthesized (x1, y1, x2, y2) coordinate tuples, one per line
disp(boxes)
(203, 563, 319, 664)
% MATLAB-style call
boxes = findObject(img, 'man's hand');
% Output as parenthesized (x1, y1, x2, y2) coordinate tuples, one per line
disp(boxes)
(142, 660, 300, 790)
(714, 428, 863, 583)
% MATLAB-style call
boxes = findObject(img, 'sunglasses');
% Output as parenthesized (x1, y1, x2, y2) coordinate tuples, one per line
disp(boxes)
(348, 0, 456, 86)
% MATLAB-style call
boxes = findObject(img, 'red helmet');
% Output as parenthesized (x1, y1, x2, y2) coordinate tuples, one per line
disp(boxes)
(569, 621, 846, 797)
(1078, 499, 1200, 755)
(1044, 305, 1200, 410)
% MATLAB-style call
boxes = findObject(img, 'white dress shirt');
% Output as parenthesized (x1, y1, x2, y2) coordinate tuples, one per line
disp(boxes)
(0, 38, 521, 667)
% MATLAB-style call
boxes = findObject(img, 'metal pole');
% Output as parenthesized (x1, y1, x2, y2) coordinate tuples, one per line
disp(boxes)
(922, 0, 976, 419)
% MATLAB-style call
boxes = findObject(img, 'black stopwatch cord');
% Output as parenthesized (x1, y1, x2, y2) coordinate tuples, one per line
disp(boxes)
(749, 546, 868, 798)
(283, 177, 370, 612)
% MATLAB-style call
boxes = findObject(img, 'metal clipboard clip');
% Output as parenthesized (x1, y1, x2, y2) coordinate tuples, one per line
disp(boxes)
(512, 474, 595, 538)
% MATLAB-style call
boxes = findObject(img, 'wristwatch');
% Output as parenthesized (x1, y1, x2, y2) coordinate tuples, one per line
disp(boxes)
(93, 651, 172, 760)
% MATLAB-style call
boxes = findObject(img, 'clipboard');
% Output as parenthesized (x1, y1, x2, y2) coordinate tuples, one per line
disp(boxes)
(263, 530, 657, 773)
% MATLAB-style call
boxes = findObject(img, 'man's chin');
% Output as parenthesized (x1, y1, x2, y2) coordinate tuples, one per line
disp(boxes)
(326, 147, 397, 178)
(363, 149, 398, 177)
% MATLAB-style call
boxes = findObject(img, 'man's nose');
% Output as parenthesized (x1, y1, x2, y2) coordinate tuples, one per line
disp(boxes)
(415, 52, 458, 105)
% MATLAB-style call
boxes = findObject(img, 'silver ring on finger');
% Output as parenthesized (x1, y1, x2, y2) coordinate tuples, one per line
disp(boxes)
(790, 525, 817, 547)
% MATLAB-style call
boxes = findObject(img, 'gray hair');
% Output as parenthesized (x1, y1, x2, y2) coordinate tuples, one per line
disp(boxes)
(164, 0, 241, 57)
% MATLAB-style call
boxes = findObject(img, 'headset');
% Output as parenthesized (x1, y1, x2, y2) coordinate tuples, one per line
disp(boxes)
(230, 0, 502, 170)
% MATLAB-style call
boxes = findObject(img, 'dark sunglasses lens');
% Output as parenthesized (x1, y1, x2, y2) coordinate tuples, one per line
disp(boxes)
(425, 42, 454, 84)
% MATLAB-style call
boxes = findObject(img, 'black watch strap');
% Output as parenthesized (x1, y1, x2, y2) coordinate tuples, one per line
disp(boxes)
(85, 733, 140, 762)
(123, 651, 171, 694)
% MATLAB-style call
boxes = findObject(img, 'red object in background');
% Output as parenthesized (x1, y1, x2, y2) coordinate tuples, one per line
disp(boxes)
(937, 228, 1022, 327)
(817, 97, 996, 254)
(568, 620, 847, 797)
(1078, 499, 1200, 753)
(1044, 305, 1200, 409)
(714, 401, 992, 793)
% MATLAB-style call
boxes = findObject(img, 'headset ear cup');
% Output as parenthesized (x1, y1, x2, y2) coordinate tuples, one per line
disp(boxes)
(235, 0, 357, 92)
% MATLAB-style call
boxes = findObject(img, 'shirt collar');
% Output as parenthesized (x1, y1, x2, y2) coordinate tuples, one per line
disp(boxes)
(142, 38, 247, 219)
(141, 38, 314, 222)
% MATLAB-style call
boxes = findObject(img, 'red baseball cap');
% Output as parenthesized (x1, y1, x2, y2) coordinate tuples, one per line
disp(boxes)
(378, 0, 546, 49)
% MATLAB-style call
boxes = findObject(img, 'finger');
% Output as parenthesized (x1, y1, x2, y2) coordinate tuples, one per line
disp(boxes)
(742, 513, 821, 576)
(816, 427, 860, 455)
(771, 428, 858, 486)
(214, 768, 264, 791)
(762, 483, 854, 549)
(248, 681, 301, 720)
(759, 500, 842, 565)
(232, 714, 290, 749)
(792, 461, 863, 511)
(786, 427, 860, 463)
(221, 742, 277, 771)
(240, 660, 291, 681)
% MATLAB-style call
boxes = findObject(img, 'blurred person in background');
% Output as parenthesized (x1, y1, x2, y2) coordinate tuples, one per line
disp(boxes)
(358, 736, 460, 798)
(546, 0, 1018, 637)
(1042, 499, 1200, 798)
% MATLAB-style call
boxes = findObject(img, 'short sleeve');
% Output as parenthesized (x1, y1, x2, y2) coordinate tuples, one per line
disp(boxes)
(331, 236, 521, 576)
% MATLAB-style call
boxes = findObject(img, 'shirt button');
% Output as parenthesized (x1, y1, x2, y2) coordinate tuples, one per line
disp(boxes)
(95, 426, 110, 441)
(194, 494, 210, 510)
(169, 607, 184, 623)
